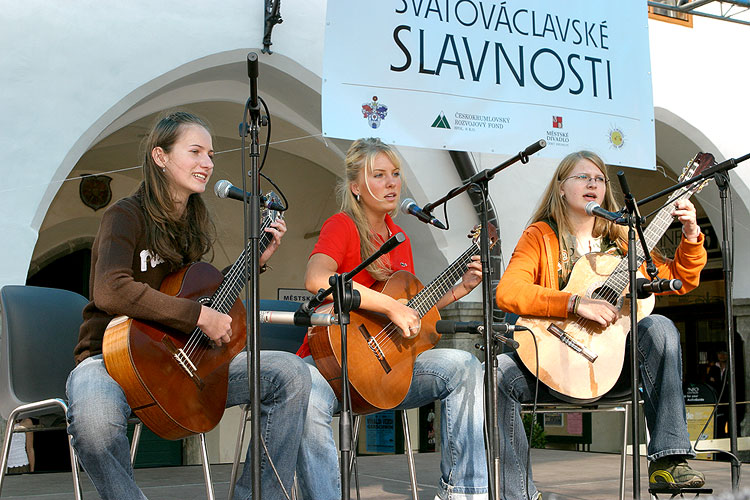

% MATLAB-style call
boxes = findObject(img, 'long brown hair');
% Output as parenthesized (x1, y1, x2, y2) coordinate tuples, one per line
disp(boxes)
(529, 151, 626, 279)
(139, 111, 215, 269)
(336, 138, 405, 281)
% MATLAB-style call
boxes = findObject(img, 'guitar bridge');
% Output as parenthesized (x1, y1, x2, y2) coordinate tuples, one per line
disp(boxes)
(546, 324, 598, 363)
(161, 336, 206, 390)
(358, 324, 392, 374)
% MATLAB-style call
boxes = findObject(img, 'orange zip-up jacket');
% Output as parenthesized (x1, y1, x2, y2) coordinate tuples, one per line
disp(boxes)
(495, 221, 708, 319)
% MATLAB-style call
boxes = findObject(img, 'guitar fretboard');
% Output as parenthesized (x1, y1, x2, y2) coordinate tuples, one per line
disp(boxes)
(602, 183, 702, 299)
(406, 242, 479, 317)
(212, 216, 276, 314)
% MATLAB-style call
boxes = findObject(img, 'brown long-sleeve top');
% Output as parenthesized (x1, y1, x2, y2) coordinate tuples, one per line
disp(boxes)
(495, 221, 708, 319)
(73, 193, 202, 364)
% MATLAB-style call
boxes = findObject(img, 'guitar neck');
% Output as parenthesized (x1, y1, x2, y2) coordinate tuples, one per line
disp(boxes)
(605, 186, 695, 294)
(407, 243, 479, 317)
(210, 216, 276, 314)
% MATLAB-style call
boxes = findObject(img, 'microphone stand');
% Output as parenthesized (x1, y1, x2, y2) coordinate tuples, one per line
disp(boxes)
(240, 52, 264, 500)
(616, 171, 654, 500)
(298, 233, 406, 500)
(637, 152, 750, 491)
(423, 140, 546, 500)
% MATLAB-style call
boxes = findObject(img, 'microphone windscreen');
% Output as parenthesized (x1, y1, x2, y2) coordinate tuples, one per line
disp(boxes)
(214, 179, 231, 198)
(435, 320, 456, 334)
(584, 201, 598, 216)
(400, 198, 416, 215)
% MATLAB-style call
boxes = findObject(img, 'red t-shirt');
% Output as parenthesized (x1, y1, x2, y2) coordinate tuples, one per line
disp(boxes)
(296, 212, 414, 358)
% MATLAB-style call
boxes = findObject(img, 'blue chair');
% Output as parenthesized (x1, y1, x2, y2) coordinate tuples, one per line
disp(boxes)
(0, 285, 215, 500)
(0, 285, 88, 499)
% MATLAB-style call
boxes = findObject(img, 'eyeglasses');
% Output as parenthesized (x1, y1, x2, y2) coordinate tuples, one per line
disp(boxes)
(562, 174, 608, 185)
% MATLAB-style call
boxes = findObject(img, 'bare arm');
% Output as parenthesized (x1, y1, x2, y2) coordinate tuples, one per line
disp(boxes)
(436, 255, 482, 309)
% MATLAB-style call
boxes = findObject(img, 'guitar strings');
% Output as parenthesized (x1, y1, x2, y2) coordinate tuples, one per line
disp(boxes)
(564, 190, 687, 338)
(185, 218, 275, 363)
(369, 244, 478, 354)
(367, 253, 469, 349)
(182, 213, 277, 363)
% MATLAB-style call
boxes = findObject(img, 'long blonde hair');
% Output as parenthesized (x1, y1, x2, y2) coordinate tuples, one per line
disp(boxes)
(139, 111, 215, 269)
(530, 151, 626, 278)
(336, 138, 404, 281)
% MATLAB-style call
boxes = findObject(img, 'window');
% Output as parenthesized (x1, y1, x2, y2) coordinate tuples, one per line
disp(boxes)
(649, 0, 694, 27)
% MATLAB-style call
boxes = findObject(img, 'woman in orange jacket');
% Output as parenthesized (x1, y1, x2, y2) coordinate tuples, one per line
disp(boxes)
(494, 151, 707, 499)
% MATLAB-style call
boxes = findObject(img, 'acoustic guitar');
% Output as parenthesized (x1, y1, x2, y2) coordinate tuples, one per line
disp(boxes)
(102, 193, 282, 440)
(513, 153, 715, 402)
(309, 225, 497, 415)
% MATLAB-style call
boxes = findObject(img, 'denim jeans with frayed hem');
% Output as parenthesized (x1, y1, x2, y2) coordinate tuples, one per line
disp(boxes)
(296, 349, 488, 500)
(67, 351, 311, 500)
(494, 314, 693, 500)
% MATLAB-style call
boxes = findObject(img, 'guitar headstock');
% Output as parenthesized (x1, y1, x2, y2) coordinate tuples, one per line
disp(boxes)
(468, 223, 499, 249)
(678, 152, 715, 197)
(263, 191, 283, 223)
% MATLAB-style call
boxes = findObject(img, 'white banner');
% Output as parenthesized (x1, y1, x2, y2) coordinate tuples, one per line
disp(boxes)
(322, 0, 655, 169)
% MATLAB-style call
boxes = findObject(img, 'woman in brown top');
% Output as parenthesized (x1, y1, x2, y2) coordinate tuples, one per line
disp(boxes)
(66, 111, 311, 500)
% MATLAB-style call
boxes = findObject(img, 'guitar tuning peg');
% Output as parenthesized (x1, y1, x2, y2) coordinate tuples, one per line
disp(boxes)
(475, 343, 485, 351)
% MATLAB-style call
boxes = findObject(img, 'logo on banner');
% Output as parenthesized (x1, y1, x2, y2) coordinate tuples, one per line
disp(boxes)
(546, 115, 569, 146)
(453, 112, 510, 132)
(608, 126, 625, 149)
(361, 96, 388, 129)
(431, 112, 451, 129)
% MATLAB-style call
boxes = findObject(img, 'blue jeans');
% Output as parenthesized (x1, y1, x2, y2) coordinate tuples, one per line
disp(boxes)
(66, 351, 311, 500)
(296, 349, 488, 500)
(495, 314, 693, 500)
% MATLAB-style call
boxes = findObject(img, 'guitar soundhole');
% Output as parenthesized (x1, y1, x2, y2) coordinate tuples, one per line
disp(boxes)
(591, 286, 618, 305)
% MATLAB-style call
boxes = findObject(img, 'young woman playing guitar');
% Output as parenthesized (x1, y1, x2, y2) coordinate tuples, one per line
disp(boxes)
(295, 137, 488, 500)
(66, 111, 311, 500)
(494, 150, 707, 499)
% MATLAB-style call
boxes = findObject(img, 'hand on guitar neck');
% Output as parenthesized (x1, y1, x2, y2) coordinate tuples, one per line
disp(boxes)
(575, 296, 619, 327)
(197, 305, 233, 347)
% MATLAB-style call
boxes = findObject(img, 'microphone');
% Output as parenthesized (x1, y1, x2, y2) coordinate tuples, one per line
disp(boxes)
(400, 198, 447, 230)
(522, 139, 547, 158)
(435, 320, 523, 345)
(259, 310, 337, 327)
(380, 231, 407, 254)
(214, 180, 285, 211)
(435, 320, 528, 334)
(247, 52, 259, 111)
(637, 278, 682, 295)
(585, 201, 626, 225)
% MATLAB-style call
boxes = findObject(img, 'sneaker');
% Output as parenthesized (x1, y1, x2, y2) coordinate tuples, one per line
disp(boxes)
(648, 457, 705, 489)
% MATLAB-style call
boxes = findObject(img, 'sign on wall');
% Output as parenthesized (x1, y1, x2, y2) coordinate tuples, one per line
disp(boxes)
(322, 0, 655, 169)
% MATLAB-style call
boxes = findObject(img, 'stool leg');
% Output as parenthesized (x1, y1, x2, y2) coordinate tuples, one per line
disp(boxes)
(401, 410, 419, 500)
(351, 415, 361, 500)
(130, 421, 143, 466)
(620, 405, 628, 500)
(228, 405, 251, 500)
(67, 431, 83, 500)
(199, 432, 215, 500)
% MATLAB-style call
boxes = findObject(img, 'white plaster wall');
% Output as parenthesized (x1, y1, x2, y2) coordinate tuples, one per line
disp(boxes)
(0, 0, 327, 286)
(3, 3, 750, 294)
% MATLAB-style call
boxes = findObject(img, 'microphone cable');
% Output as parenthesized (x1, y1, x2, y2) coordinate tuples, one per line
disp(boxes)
(524, 331, 541, 500)
(239, 85, 295, 500)
(692, 184, 740, 480)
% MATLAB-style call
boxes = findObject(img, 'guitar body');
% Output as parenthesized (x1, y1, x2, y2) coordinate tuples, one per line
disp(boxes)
(103, 262, 247, 440)
(308, 270, 442, 415)
(514, 252, 654, 402)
